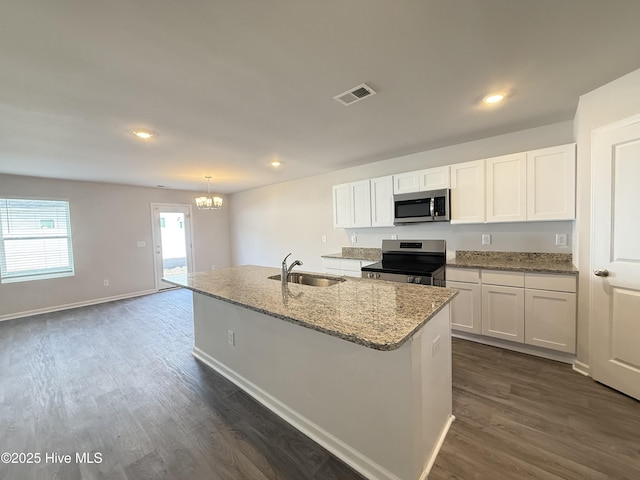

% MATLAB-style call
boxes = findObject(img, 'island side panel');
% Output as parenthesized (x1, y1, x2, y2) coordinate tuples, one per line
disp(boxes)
(411, 303, 453, 478)
(191, 292, 451, 480)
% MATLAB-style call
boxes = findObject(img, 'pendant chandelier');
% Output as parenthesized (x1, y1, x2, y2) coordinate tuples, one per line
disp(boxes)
(195, 176, 223, 210)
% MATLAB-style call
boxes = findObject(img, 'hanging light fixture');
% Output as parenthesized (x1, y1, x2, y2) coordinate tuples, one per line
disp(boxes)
(195, 176, 223, 210)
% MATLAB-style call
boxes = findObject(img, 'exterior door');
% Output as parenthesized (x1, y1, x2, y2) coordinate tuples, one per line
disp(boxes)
(151, 204, 194, 291)
(591, 114, 640, 400)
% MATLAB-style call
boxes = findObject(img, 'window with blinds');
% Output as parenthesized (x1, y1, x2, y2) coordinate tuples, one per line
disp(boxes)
(0, 199, 75, 283)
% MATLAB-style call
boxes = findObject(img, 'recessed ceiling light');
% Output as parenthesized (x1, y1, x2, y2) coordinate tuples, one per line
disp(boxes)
(482, 93, 505, 104)
(270, 160, 281, 167)
(132, 130, 154, 139)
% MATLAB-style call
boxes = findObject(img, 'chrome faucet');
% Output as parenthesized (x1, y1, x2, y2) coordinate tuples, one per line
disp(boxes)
(281, 253, 303, 286)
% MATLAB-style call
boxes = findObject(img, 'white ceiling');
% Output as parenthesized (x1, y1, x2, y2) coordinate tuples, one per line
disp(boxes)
(2, 0, 640, 194)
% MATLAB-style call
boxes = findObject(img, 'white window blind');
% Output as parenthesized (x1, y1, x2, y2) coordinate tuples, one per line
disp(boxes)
(0, 199, 75, 283)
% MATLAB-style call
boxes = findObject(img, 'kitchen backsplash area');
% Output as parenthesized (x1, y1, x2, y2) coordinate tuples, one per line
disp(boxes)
(342, 219, 574, 261)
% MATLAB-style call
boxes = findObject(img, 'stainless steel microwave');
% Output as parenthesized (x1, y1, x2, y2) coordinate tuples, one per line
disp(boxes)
(393, 189, 450, 224)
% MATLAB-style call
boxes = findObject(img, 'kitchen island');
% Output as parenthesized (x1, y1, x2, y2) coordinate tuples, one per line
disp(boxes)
(164, 265, 458, 480)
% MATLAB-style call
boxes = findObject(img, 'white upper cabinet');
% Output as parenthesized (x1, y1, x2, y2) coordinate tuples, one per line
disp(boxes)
(526, 144, 576, 221)
(370, 175, 394, 227)
(332, 183, 352, 228)
(393, 171, 421, 194)
(420, 166, 450, 190)
(350, 180, 372, 228)
(450, 159, 486, 224)
(333, 180, 372, 229)
(393, 166, 450, 194)
(486, 152, 527, 223)
(334, 143, 575, 229)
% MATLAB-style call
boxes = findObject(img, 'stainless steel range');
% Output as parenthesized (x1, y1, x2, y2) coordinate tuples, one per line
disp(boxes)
(361, 239, 446, 286)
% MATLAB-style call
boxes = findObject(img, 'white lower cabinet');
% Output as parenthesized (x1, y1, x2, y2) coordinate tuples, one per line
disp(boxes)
(322, 258, 376, 278)
(446, 268, 482, 334)
(481, 284, 525, 342)
(448, 267, 577, 355)
(447, 281, 482, 334)
(525, 288, 577, 353)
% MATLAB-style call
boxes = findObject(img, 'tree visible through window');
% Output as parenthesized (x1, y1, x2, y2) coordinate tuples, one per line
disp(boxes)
(0, 199, 75, 283)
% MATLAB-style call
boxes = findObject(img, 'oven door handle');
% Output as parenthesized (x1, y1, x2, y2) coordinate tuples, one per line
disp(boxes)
(429, 197, 435, 218)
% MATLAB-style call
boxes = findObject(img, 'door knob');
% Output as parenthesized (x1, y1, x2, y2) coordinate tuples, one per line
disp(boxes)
(593, 269, 609, 277)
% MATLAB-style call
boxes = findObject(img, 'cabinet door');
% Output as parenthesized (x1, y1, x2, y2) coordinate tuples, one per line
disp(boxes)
(350, 180, 371, 227)
(450, 160, 486, 224)
(526, 143, 576, 221)
(393, 171, 421, 194)
(486, 152, 527, 223)
(370, 175, 394, 227)
(332, 183, 351, 228)
(481, 285, 525, 343)
(420, 166, 450, 190)
(447, 280, 482, 334)
(525, 289, 576, 353)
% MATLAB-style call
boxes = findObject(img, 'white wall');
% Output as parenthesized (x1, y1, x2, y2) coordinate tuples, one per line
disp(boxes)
(573, 67, 640, 371)
(230, 121, 575, 272)
(0, 174, 231, 320)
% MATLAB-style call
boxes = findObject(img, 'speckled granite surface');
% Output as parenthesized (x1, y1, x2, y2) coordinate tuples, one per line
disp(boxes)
(321, 247, 382, 261)
(163, 265, 457, 351)
(447, 251, 578, 274)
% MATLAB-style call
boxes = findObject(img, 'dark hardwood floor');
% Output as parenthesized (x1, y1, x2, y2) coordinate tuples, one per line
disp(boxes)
(1, 289, 638, 480)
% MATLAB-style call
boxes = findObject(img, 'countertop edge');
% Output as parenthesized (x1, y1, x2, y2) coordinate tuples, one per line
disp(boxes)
(163, 276, 457, 352)
(321, 253, 380, 261)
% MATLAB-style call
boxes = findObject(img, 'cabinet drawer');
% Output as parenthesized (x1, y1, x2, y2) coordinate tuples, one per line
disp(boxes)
(481, 270, 525, 287)
(525, 273, 576, 293)
(341, 259, 364, 272)
(446, 267, 480, 283)
(322, 258, 342, 269)
(324, 268, 343, 277)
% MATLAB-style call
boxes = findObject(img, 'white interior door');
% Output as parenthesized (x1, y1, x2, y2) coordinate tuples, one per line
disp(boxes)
(591, 114, 640, 400)
(151, 203, 194, 290)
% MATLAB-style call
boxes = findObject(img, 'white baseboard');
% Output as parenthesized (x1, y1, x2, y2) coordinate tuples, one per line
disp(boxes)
(0, 289, 157, 322)
(452, 332, 576, 364)
(193, 347, 409, 480)
(572, 360, 591, 376)
(420, 414, 455, 480)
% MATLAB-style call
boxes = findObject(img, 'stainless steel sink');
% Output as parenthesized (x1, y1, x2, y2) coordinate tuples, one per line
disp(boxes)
(268, 272, 346, 287)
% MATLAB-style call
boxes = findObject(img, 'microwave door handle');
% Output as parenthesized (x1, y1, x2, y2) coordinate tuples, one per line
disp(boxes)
(430, 197, 435, 218)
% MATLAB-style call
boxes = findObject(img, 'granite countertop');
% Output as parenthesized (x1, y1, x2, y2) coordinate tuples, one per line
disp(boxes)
(163, 265, 457, 351)
(321, 247, 382, 261)
(447, 251, 578, 274)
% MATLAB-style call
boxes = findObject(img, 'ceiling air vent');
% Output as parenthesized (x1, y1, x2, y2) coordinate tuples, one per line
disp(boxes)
(333, 83, 376, 106)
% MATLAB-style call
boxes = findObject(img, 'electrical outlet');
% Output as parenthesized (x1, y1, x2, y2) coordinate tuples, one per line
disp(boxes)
(351, 233, 358, 244)
(227, 330, 235, 347)
(555, 234, 567, 246)
(103, 279, 109, 287)
(391, 234, 398, 240)
(321, 234, 327, 243)
(482, 234, 491, 245)
(136, 241, 146, 247)
(432, 335, 441, 357)
(211, 264, 216, 271)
